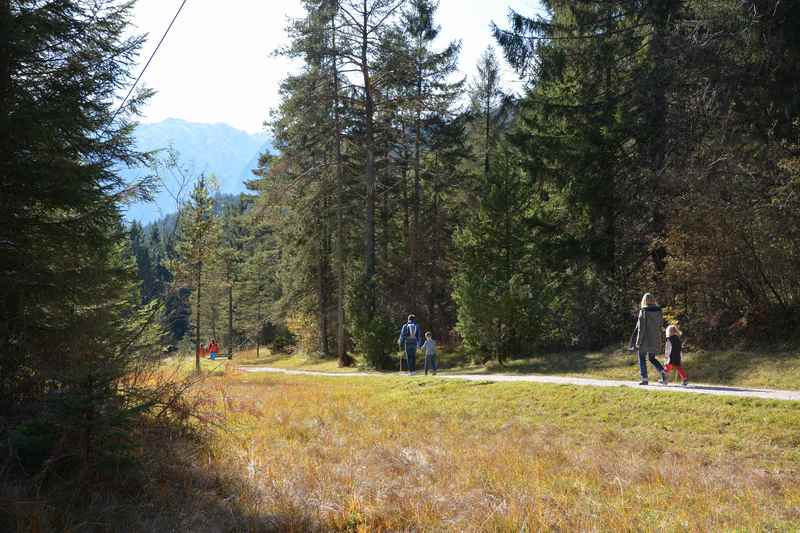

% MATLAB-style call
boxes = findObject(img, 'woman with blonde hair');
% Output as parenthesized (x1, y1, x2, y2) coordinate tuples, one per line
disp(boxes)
(628, 292, 667, 385)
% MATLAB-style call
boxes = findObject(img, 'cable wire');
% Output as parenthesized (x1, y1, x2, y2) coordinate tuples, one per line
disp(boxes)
(108, 0, 189, 128)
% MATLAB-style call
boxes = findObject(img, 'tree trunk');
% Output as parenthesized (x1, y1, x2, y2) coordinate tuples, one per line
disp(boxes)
(0, 1, 12, 402)
(427, 185, 438, 331)
(318, 199, 330, 358)
(331, 14, 351, 366)
(362, 0, 376, 309)
(412, 75, 422, 314)
(382, 93, 392, 263)
(256, 269, 262, 359)
(382, 165, 390, 261)
(403, 163, 410, 257)
(484, 85, 491, 180)
(646, 3, 673, 273)
(602, 8, 616, 275)
(195, 260, 202, 373)
(227, 266, 233, 358)
(0, 0, 9, 117)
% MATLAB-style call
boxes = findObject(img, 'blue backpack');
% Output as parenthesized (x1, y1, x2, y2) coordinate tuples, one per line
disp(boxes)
(405, 323, 418, 343)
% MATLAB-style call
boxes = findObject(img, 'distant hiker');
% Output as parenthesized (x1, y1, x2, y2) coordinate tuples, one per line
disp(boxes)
(208, 338, 220, 361)
(398, 314, 423, 375)
(628, 293, 667, 385)
(421, 331, 438, 375)
(664, 325, 688, 386)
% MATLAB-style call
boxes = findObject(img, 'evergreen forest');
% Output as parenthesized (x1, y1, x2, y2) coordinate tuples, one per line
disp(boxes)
(130, 0, 800, 367)
(1, 0, 799, 528)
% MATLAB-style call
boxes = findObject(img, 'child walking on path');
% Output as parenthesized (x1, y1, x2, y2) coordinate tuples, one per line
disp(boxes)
(421, 332, 437, 375)
(664, 325, 688, 386)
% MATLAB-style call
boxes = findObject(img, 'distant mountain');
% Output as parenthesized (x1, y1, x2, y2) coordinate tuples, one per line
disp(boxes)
(121, 118, 272, 223)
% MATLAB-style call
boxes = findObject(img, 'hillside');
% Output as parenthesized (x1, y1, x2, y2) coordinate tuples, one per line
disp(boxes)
(122, 118, 272, 223)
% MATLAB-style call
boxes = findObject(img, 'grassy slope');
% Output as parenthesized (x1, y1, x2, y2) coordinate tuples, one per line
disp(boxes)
(235, 345, 800, 390)
(193, 368, 800, 531)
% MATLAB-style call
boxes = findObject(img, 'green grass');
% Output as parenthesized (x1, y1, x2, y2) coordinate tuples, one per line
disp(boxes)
(235, 348, 364, 372)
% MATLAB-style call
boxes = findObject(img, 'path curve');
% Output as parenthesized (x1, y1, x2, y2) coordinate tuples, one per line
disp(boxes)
(240, 366, 800, 402)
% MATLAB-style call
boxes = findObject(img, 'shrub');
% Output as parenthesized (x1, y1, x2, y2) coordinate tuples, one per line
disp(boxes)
(258, 321, 296, 352)
(348, 275, 398, 369)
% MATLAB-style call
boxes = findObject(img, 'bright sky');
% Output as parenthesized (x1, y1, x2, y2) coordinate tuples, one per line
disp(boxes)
(131, 0, 544, 134)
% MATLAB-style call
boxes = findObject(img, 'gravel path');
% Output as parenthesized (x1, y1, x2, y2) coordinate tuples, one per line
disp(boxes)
(240, 366, 800, 402)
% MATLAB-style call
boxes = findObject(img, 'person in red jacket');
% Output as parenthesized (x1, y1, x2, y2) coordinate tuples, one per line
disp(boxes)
(208, 339, 220, 360)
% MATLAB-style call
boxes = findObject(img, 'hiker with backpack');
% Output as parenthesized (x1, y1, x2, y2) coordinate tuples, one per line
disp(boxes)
(628, 293, 668, 385)
(398, 314, 423, 375)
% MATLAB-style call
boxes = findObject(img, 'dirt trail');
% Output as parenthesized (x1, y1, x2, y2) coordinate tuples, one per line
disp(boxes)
(240, 366, 800, 402)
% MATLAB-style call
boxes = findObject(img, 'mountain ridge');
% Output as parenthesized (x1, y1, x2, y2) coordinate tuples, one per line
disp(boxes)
(122, 118, 272, 223)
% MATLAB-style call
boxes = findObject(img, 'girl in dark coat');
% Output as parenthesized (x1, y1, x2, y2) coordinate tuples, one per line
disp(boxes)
(664, 325, 688, 386)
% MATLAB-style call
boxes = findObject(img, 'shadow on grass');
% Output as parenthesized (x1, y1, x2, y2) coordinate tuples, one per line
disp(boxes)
(0, 415, 312, 532)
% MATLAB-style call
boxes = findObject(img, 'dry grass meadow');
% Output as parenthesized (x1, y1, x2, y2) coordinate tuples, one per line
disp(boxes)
(163, 358, 800, 532)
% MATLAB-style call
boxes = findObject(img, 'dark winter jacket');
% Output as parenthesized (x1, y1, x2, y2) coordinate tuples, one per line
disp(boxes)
(628, 305, 663, 353)
(665, 335, 682, 365)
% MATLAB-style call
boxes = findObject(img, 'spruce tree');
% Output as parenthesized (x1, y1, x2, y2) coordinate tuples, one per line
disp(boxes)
(453, 146, 539, 364)
(336, 0, 404, 309)
(467, 47, 509, 182)
(399, 0, 463, 322)
(174, 175, 220, 372)
(492, 1, 663, 345)
(0, 0, 160, 470)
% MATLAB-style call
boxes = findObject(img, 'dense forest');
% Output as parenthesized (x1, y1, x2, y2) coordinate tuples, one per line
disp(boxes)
(130, 0, 800, 368)
(1, 0, 798, 521)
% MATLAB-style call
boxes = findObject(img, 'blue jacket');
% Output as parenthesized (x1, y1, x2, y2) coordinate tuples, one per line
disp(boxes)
(399, 321, 423, 347)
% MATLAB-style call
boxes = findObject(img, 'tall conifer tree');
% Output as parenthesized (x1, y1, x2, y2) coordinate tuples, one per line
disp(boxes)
(174, 175, 219, 372)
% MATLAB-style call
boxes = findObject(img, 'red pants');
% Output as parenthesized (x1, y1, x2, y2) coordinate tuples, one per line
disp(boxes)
(664, 363, 687, 380)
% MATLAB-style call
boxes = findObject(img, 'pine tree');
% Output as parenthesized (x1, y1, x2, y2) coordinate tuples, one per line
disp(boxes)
(217, 197, 247, 356)
(492, 1, 664, 345)
(271, 6, 338, 357)
(467, 47, 509, 182)
(129, 221, 158, 304)
(174, 175, 220, 372)
(328, 2, 353, 366)
(336, 0, 405, 309)
(453, 146, 539, 364)
(399, 0, 463, 322)
(0, 0, 160, 470)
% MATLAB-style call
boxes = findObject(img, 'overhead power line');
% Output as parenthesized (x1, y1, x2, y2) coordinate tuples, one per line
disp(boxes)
(108, 0, 190, 128)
